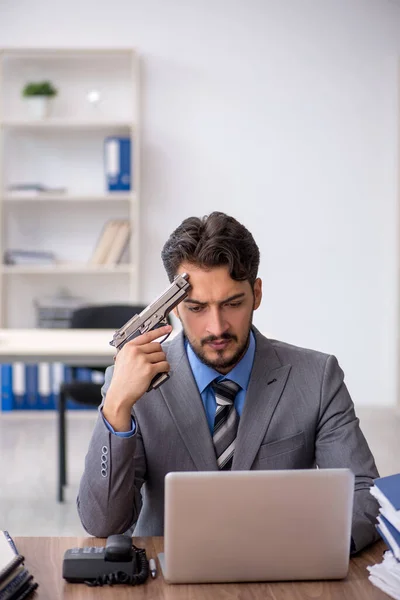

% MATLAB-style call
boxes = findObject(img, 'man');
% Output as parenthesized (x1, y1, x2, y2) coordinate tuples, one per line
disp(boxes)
(77, 211, 379, 553)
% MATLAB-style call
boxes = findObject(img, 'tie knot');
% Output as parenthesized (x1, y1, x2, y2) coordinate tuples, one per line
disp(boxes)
(212, 379, 241, 406)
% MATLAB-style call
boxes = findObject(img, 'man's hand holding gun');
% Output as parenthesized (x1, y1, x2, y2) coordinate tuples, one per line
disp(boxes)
(102, 274, 190, 432)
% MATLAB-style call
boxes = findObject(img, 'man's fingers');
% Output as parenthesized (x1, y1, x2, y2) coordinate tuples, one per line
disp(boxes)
(147, 351, 167, 364)
(130, 325, 172, 346)
(152, 361, 170, 375)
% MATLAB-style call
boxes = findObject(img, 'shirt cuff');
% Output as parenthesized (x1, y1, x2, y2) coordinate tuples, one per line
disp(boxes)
(101, 410, 136, 437)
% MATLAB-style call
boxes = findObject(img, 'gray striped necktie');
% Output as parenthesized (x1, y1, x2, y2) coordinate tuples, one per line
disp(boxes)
(211, 379, 241, 470)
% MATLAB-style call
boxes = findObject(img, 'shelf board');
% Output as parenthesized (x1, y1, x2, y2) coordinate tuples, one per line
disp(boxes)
(1, 48, 135, 58)
(2, 263, 133, 275)
(0, 119, 134, 130)
(2, 193, 134, 203)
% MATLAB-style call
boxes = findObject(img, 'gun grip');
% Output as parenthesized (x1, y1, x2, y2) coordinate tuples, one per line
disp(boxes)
(147, 372, 170, 392)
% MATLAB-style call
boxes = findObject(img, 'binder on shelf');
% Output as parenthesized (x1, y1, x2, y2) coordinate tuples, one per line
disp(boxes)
(25, 365, 38, 409)
(12, 363, 26, 410)
(104, 136, 131, 192)
(38, 363, 55, 410)
(0, 365, 13, 412)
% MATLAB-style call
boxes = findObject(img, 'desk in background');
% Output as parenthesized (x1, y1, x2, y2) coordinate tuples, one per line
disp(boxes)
(0, 329, 116, 365)
(0, 328, 116, 500)
(15, 537, 389, 600)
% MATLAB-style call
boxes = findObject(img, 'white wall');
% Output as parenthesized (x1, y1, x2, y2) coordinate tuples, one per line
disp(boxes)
(0, 0, 399, 407)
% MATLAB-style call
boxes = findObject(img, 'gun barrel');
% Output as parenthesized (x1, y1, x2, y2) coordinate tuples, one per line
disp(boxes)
(110, 273, 190, 349)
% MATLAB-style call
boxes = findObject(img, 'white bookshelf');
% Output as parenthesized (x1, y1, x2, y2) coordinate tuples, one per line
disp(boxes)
(0, 48, 140, 328)
(3, 193, 134, 203)
(1, 119, 133, 130)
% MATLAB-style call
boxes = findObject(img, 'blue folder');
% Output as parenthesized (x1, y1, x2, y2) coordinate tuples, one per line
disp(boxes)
(375, 473, 400, 511)
(104, 136, 131, 191)
(377, 514, 400, 561)
(0, 365, 13, 411)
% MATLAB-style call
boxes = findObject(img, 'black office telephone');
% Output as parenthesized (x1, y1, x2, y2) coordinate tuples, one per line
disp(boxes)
(62, 534, 149, 586)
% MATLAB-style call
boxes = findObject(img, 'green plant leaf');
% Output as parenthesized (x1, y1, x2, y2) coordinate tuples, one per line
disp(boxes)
(22, 81, 58, 97)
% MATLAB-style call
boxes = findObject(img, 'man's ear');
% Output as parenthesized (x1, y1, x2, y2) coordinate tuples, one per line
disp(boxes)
(253, 278, 262, 310)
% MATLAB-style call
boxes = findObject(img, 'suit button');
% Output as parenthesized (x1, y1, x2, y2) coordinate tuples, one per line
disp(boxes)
(101, 454, 108, 463)
(102, 446, 108, 454)
(101, 468, 107, 478)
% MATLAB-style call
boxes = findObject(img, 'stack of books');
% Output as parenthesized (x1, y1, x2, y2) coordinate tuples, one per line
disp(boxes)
(89, 219, 130, 265)
(368, 473, 400, 599)
(4, 250, 56, 266)
(0, 530, 38, 599)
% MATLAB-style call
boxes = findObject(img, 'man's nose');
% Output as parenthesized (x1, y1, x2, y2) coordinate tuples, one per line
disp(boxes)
(206, 309, 229, 337)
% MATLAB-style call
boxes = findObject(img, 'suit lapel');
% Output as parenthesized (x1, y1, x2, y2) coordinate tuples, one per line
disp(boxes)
(159, 333, 218, 471)
(232, 329, 291, 470)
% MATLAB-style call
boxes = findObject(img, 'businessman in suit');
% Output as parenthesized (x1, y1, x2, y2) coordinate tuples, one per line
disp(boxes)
(77, 211, 379, 553)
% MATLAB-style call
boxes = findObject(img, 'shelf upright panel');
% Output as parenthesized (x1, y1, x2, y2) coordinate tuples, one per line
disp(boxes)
(0, 50, 5, 326)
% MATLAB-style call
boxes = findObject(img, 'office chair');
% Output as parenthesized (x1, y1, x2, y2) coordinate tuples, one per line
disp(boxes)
(57, 304, 145, 502)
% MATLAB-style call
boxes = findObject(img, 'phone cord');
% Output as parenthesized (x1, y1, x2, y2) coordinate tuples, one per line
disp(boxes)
(85, 546, 149, 587)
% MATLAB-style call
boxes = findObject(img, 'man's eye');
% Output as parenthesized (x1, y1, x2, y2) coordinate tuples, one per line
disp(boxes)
(188, 305, 204, 313)
(227, 302, 242, 308)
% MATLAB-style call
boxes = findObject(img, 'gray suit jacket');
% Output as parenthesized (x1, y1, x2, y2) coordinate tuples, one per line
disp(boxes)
(77, 328, 380, 552)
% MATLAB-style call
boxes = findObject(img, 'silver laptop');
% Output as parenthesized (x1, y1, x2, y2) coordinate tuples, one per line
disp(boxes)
(158, 469, 354, 583)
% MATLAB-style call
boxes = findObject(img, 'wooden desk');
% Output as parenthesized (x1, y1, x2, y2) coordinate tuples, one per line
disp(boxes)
(15, 537, 390, 599)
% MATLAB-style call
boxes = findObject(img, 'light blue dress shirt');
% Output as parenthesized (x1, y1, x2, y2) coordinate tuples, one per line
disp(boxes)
(102, 331, 256, 436)
(186, 331, 255, 432)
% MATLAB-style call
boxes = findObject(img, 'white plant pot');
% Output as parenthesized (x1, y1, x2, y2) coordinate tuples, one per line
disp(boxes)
(24, 96, 53, 120)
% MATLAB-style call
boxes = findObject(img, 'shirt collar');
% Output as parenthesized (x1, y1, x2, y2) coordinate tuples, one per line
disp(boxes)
(186, 330, 256, 393)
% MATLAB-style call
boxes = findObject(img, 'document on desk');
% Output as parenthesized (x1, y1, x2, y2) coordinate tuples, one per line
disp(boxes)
(368, 473, 400, 600)
(0, 530, 22, 581)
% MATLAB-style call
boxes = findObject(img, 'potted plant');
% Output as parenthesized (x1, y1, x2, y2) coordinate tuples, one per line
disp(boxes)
(22, 80, 58, 120)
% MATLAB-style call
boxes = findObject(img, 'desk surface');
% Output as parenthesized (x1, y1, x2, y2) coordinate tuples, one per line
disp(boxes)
(0, 329, 116, 364)
(0, 328, 179, 364)
(15, 537, 389, 600)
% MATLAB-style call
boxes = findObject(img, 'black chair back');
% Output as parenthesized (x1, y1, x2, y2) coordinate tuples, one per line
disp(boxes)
(70, 304, 146, 373)
(70, 304, 145, 330)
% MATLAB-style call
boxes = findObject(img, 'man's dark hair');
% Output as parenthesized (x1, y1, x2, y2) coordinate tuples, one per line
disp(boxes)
(161, 212, 260, 287)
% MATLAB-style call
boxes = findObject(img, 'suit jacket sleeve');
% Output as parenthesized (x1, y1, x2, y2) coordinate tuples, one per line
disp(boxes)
(315, 355, 380, 553)
(76, 365, 146, 537)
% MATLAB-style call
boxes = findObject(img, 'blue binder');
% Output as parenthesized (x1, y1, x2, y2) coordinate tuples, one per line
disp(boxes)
(104, 136, 131, 191)
(12, 363, 26, 409)
(375, 473, 400, 511)
(0, 365, 13, 411)
(38, 363, 55, 410)
(25, 365, 39, 409)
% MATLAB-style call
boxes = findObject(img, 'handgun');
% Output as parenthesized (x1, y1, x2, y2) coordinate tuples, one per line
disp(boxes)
(110, 273, 190, 391)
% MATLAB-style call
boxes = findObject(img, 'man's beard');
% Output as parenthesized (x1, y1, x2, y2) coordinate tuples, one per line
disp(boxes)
(183, 317, 253, 372)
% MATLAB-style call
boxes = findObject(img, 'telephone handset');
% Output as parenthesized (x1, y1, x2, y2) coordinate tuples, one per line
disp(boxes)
(62, 534, 149, 586)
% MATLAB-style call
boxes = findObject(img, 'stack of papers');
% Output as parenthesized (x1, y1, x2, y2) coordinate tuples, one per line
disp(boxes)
(368, 473, 400, 599)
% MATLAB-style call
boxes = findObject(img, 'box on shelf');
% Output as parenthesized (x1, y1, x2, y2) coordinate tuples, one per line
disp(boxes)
(34, 291, 85, 328)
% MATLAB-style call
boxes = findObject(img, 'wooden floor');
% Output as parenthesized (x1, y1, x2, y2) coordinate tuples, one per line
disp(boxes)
(0, 407, 399, 537)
